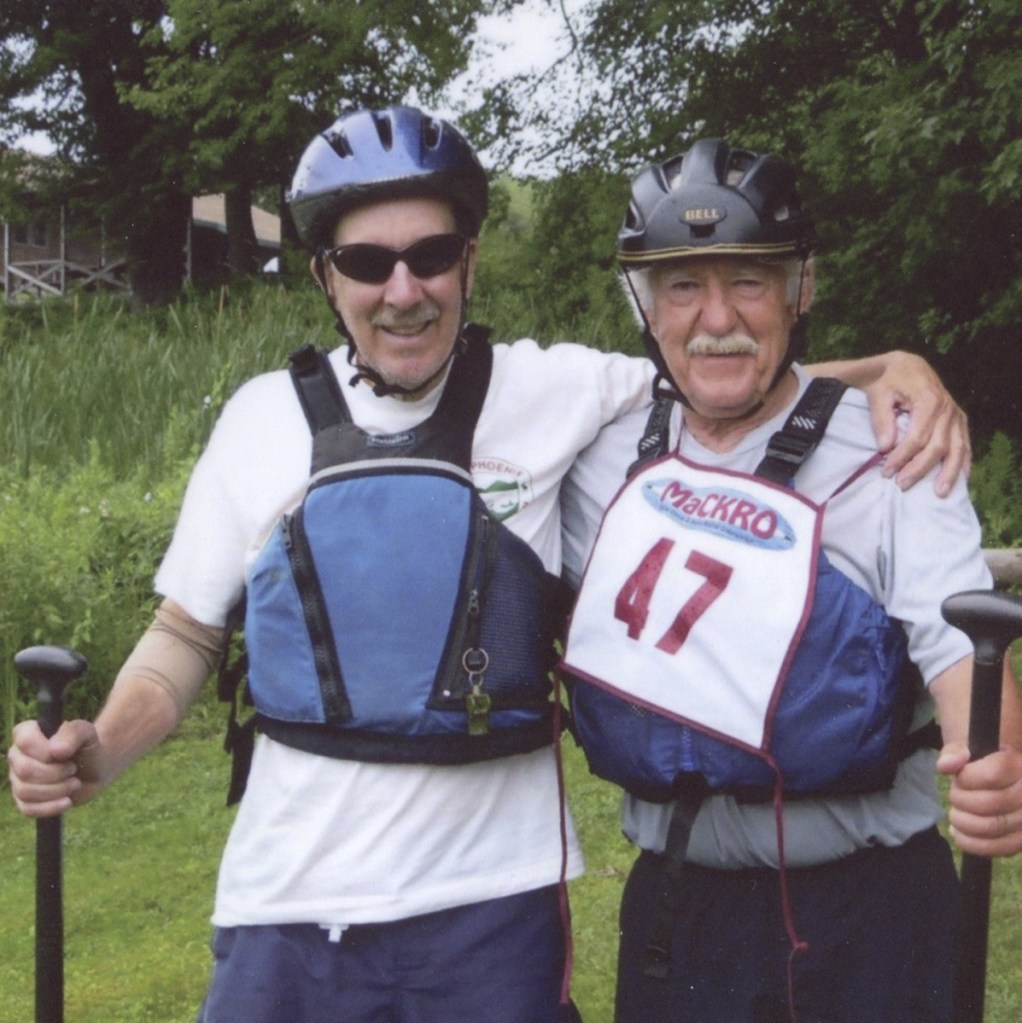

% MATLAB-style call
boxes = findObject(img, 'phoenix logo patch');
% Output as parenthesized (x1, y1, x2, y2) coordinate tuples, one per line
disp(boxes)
(473, 457, 535, 521)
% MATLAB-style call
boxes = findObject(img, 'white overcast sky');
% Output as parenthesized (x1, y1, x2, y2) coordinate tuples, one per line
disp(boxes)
(437, 0, 585, 173)
(460, 0, 578, 82)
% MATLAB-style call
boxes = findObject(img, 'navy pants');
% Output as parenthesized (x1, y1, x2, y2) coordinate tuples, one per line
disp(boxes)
(616, 827, 960, 1023)
(196, 885, 570, 1023)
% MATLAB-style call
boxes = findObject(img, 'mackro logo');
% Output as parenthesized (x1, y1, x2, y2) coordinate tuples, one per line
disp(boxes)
(642, 477, 796, 550)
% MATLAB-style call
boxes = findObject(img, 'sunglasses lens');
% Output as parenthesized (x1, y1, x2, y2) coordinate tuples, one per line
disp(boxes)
(329, 245, 397, 284)
(404, 235, 466, 277)
(328, 235, 465, 284)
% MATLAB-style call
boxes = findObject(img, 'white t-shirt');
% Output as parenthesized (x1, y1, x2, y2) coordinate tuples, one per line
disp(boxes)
(156, 338, 653, 926)
(561, 365, 990, 868)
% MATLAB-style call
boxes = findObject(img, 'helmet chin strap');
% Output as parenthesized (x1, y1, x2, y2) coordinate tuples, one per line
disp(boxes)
(345, 340, 460, 398)
(315, 247, 473, 399)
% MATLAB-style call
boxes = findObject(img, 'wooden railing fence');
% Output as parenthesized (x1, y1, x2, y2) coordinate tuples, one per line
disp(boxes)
(986, 549, 1022, 590)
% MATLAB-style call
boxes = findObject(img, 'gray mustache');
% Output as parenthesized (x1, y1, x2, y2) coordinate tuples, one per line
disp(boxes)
(686, 333, 759, 356)
(372, 303, 441, 331)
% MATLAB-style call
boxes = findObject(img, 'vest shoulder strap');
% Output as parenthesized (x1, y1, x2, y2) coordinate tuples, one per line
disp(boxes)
(287, 323, 494, 472)
(628, 396, 675, 478)
(755, 377, 848, 484)
(629, 377, 848, 484)
(288, 343, 352, 431)
(428, 322, 493, 461)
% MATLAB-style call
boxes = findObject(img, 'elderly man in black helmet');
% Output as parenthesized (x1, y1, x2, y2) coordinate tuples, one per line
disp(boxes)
(561, 139, 1022, 1023)
(9, 107, 970, 1023)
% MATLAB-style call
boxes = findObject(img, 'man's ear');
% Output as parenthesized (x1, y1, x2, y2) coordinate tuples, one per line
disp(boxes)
(463, 238, 478, 300)
(797, 259, 815, 315)
(310, 253, 327, 292)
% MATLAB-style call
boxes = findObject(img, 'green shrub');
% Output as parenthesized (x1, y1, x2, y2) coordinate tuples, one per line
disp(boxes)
(0, 283, 329, 481)
(970, 432, 1022, 549)
(0, 445, 190, 735)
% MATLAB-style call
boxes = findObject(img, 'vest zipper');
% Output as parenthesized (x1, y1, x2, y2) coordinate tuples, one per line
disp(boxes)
(437, 507, 497, 731)
(465, 510, 499, 734)
(281, 508, 351, 722)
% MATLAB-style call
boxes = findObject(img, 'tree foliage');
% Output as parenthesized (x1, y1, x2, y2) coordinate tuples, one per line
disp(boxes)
(500, 0, 1022, 444)
(0, 1, 190, 305)
(473, 172, 639, 348)
(128, 0, 492, 274)
(0, 1, 507, 299)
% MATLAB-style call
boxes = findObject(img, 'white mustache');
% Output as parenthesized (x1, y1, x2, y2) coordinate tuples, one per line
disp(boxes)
(686, 333, 758, 356)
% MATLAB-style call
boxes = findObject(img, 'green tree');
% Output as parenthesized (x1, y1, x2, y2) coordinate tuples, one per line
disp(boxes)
(0, 0, 190, 306)
(1, 1, 517, 299)
(129, 0, 503, 278)
(502, 0, 1022, 444)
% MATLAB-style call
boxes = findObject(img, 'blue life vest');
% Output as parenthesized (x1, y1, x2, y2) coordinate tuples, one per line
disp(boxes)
(565, 380, 924, 804)
(241, 327, 566, 766)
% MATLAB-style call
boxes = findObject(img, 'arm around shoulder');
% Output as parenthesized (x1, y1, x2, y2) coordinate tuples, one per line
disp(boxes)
(808, 350, 970, 494)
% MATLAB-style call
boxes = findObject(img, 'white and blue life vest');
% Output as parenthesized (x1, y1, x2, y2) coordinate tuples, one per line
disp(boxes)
(562, 380, 925, 805)
(238, 327, 566, 768)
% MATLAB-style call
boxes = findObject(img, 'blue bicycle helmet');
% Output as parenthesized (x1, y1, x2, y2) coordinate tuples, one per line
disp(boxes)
(289, 105, 489, 250)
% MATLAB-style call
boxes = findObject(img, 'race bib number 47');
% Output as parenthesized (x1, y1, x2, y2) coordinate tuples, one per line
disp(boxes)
(563, 456, 822, 751)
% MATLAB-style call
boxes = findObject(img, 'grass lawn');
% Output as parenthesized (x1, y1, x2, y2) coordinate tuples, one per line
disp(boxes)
(3, 709, 1022, 1022)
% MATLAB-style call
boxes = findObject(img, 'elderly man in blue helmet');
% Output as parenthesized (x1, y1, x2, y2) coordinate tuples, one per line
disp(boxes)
(561, 139, 1022, 1023)
(9, 109, 970, 1022)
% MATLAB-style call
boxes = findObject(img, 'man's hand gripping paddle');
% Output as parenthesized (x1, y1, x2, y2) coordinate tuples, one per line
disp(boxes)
(14, 645, 88, 1023)
(941, 590, 1022, 1023)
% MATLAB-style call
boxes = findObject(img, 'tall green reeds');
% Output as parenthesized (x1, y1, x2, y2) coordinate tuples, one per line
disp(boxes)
(0, 282, 331, 733)
(0, 282, 332, 481)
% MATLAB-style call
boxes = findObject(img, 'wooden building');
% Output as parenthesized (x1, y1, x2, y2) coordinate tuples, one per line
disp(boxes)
(2, 159, 281, 301)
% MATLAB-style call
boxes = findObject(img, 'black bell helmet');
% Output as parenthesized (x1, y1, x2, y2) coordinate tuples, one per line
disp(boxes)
(618, 138, 813, 266)
(619, 139, 814, 400)
(289, 105, 489, 250)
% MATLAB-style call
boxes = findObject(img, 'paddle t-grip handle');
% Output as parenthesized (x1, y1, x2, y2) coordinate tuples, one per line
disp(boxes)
(14, 644, 88, 1023)
(940, 590, 1022, 1023)
(941, 590, 1022, 759)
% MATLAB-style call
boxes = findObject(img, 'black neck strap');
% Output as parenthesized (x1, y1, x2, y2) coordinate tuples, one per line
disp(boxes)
(287, 322, 493, 474)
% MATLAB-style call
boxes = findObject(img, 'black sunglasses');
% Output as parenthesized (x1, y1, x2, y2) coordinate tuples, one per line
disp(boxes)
(325, 233, 467, 284)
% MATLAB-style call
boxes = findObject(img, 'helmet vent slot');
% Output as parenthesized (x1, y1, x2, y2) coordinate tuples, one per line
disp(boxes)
(422, 118, 442, 150)
(324, 129, 353, 159)
(374, 113, 394, 151)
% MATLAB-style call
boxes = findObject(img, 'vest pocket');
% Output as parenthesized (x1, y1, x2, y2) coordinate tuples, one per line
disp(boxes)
(280, 508, 351, 722)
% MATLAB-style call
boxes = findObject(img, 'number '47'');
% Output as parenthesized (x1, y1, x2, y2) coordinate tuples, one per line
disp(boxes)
(614, 538, 733, 654)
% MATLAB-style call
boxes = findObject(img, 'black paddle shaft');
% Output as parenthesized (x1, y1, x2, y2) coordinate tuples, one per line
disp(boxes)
(14, 645, 89, 1023)
(940, 590, 1022, 1023)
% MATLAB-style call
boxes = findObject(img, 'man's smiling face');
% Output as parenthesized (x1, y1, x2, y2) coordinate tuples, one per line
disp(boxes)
(320, 195, 476, 399)
(647, 256, 799, 423)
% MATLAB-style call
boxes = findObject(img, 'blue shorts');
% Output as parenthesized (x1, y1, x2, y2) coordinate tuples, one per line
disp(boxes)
(616, 826, 960, 1023)
(196, 885, 571, 1023)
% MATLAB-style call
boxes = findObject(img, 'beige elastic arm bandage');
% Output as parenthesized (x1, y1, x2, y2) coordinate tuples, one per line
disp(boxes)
(112, 600, 227, 720)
